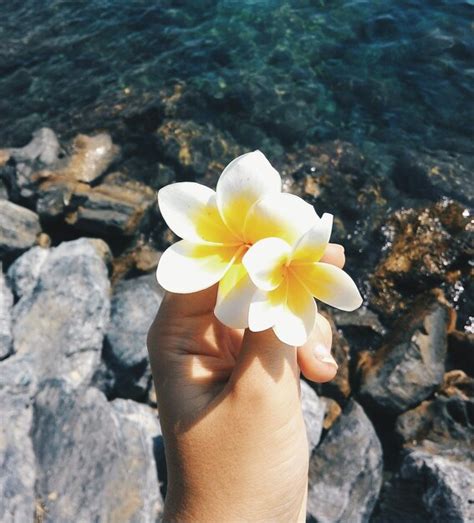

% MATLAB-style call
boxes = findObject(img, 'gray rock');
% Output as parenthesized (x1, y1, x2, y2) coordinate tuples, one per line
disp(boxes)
(307, 400, 383, 523)
(6, 245, 49, 300)
(105, 274, 163, 399)
(0, 270, 13, 359)
(358, 297, 450, 414)
(0, 355, 37, 523)
(33, 379, 163, 523)
(400, 445, 474, 523)
(300, 380, 326, 453)
(12, 238, 111, 389)
(0, 200, 41, 260)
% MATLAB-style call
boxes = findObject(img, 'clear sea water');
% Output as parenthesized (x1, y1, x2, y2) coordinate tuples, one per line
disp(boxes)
(1, 0, 473, 157)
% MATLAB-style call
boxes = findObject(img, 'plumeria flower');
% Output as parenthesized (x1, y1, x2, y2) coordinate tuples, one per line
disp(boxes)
(242, 213, 362, 346)
(156, 150, 318, 328)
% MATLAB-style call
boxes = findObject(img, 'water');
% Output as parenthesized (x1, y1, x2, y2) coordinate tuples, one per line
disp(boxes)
(1, 0, 473, 156)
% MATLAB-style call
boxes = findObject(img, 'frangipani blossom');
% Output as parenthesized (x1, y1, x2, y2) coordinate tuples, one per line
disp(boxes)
(156, 150, 318, 328)
(242, 213, 362, 346)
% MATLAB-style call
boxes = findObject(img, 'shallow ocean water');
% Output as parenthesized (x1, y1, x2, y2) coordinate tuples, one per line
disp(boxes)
(1, 0, 473, 156)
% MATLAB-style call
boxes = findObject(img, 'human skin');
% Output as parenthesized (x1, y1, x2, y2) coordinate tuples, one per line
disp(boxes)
(147, 244, 345, 522)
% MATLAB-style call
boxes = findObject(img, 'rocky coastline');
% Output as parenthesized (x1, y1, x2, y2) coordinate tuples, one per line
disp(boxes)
(0, 85, 472, 522)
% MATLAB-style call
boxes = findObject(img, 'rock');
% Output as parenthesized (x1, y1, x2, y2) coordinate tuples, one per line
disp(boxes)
(0, 178, 8, 199)
(300, 380, 326, 453)
(448, 330, 474, 376)
(35, 177, 79, 220)
(307, 400, 383, 523)
(398, 444, 474, 523)
(155, 119, 243, 183)
(33, 380, 164, 523)
(322, 397, 342, 430)
(0, 200, 41, 260)
(370, 200, 473, 319)
(357, 293, 451, 414)
(6, 245, 49, 300)
(105, 274, 163, 399)
(393, 149, 474, 206)
(0, 271, 13, 359)
(333, 307, 386, 353)
(43, 132, 120, 184)
(64, 172, 156, 237)
(441, 369, 474, 400)
(396, 394, 473, 447)
(12, 238, 111, 389)
(0, 355, 37, 523)
(0, 128, 60, 201)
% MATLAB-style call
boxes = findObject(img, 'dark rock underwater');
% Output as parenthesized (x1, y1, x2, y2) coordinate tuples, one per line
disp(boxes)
(0, 1, 473, 521)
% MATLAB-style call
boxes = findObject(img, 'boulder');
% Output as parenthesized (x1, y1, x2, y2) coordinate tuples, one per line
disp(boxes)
(307, 400, 383, 523)
(0, 270, 13, 359)
(358, 294, 451, 414)
(64, 172, 156, 237)
(0, 128, 60, 201)
(0, 355, 37, 523)
(6, 245, 49, 300)
(12, 238, 111, 389)
(33, 380, 164, 523)
(105, 274, 163, 400)
(300, 380, 326, 453)
(0, 200, 41, 260)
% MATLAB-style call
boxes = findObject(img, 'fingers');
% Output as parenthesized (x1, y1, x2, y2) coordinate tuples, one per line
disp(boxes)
(320, 243, 345, 268)
(159, 284, 218, 318)
(297, 313, 338, 383)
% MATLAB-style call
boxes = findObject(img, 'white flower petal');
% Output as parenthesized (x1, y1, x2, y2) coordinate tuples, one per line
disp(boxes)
(156, 240, 238, 293)
(244, 193, 318, 246)
(216, 150, 281, 236)
(242, 237, 291, 291)
(273, 278, 316, 346)
(214, 262, 256, 329)
(291, 213, 333, 263)
(292, 262, 362, 311)
(158, 182, 237, 244)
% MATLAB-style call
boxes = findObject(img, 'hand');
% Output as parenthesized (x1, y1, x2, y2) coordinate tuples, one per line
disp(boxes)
(147, 244, 345, 522)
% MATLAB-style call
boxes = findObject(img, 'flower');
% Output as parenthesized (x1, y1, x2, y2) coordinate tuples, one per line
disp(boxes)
(242, 213, 362, 346)
(156, 150, 318, 328)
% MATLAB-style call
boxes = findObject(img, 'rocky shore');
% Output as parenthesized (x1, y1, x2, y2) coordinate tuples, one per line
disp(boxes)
(0, 90, 472, 522)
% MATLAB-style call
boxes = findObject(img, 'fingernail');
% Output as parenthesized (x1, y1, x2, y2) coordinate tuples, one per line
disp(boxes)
(313, 344, 338, 369)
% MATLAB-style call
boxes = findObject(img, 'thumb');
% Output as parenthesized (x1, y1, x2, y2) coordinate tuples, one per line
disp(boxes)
(229, 328, 301, 403)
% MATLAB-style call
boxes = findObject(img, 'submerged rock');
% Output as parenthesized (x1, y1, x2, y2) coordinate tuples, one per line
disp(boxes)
(357, 294, 451, 414)
(0, 200, 41, 260)
(307, 400, 383, 523)
(370, 199, 472, 318)
(300, 380, 326, 453)
(156, 119, 243, 183)
(12, 238, 110, 389)
(104, 274, 163, 400)
(33, 380, 164, 523)
(0, 355, 37, 523)
(0, 271, 13, 359)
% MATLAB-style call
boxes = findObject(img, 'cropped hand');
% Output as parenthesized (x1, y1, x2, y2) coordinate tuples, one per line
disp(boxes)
(147, 244, 344, 522)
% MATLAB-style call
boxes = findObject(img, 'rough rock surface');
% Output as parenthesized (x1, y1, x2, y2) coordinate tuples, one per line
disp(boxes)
(12, 238, 110, 389)
(0, 200, 41, 260)
(300, 380, 326, 453)
(0, 355, 37, 523)
(64, 171, 156, 236)
(358, 294, 451, 414)
(0, 128, 60, 201)
(104, 274, 164, 399)
(307, 400, 383, 523)
(6, 245, 49, 300)
(370, 200, 473, 318)
(33, 379, 164, 523)
(156, 118, 243, 183)
(0, 271, 13, 359)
